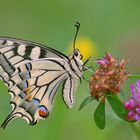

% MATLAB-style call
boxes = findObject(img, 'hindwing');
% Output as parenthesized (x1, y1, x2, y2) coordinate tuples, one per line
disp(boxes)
(1, 58, 68, 128)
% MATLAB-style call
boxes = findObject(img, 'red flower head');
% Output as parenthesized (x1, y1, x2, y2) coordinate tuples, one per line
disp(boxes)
(89, 53, 128, 100)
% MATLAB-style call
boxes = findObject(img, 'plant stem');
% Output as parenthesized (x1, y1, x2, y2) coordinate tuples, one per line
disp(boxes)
(128, 75, 140, 79)
(131, 122, 140, 139)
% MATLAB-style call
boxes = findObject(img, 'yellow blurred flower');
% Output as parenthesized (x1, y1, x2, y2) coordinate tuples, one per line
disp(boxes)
(68, 37, 98, 61)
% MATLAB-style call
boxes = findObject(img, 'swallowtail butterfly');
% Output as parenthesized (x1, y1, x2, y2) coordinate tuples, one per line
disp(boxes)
(0, 22, 85, 129)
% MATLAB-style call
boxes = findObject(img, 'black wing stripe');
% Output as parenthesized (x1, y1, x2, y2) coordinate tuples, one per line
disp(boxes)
(41, 72, 66, 100)
(69, 78, 73, 103)
(49, 75, 67, 105)
(0, 53, 15, 76)
(24, 45, 35, 58)
(0, 37, 69, 61)
(62, 76, 76, 108)
(39, 48, 47, 58)
(65, 78, 72, 103)
(73, 58, 81, 72)
(1, 40, 6, 45)
(69, 62, 81, 80)
(12, 43, 19, 54)
(0, 66, 10, 80)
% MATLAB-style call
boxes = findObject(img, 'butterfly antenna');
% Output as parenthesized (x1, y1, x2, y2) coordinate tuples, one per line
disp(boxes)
(73, 22, 80, 50)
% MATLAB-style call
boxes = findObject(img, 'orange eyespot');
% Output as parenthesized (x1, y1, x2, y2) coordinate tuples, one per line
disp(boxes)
(39, 110, 48, 118)
(38, 106, 49, 118)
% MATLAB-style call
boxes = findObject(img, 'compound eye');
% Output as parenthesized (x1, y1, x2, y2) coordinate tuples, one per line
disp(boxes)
(74, 50, 79, 56)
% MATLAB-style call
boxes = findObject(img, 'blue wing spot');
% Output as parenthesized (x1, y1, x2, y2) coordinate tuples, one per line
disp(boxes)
(33, 98, 40, 105)
(26, 71, 30, 79)
(23, 81, 28, 88)
(26, 63, 31, 70)
(39, 106, 48, 112)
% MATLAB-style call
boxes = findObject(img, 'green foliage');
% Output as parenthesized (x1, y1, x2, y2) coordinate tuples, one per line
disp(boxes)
(79, 96, 93, 111)
(107, 94, 128, 120)
(94, 98, 105, 130)
(0, 0, 139, 140)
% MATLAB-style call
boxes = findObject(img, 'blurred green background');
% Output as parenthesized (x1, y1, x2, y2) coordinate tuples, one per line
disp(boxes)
(0, 0, 140, 140)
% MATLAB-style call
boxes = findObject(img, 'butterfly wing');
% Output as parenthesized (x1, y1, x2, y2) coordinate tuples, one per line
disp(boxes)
(0, 37, 69, 86)
(1, 58, 69, 128)
(0, 37, 82, 128)
(62, 77, 80, 108)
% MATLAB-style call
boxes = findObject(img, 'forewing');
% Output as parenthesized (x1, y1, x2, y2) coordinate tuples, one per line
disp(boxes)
(0, 37, 69, 86)
(1, 58, 68, 129)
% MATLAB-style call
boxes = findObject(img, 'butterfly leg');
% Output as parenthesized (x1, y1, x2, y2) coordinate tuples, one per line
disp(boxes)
(82, 57, 95, 72)
(83, 66, 94, 72)
(83, 56, 94, 66)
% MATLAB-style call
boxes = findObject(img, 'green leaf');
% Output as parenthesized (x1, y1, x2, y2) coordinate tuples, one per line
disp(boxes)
(94, 99, 105, 130)
(107, 94, 128, 120)
(79, 96, 93, 111)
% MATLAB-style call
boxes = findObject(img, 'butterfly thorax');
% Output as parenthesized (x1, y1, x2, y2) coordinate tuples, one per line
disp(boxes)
(68, 49, 83, 79)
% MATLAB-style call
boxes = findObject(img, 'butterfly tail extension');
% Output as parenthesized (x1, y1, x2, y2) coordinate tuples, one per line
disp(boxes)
(1, 100, 34, 129)
(1, 97, 50, 129)
(1, 110, 16, 129)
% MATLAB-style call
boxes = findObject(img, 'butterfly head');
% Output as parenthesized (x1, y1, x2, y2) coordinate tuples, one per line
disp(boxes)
(69, 48, 83, 73)
(73, 49, 83, 60)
